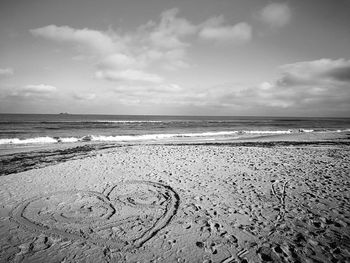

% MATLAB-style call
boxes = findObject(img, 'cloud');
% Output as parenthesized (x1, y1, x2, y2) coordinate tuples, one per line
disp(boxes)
(22, 84, 57, 94)
(10, 84, 57, 98)
(258, 3, 291, 28)
(95, 54, 165, 83)
(30, 8, 254, 103)
(159, 49, 189, 70)
(73, 93, 96, 100)
(117, 83, 182, 93)
(149, 8, 197, 49)
(278, 58, 350, 84)
(148, 58, 349, 115)
(197, 59, 350, 113)
(98, 54, 138, 69)
(95, 69, 163, 83)
(326, 66, 350, 81)
(0, 67, 14, 76)
(30, 9, 198, 79)
(111, 83, 184, 106)
(31, 8, 251, 76)
(199, 16, 252, 43)
(30, 25, 117, 54)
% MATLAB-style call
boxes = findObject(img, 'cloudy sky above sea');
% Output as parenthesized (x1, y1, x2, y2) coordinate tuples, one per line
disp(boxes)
(0, 0, 349, 116)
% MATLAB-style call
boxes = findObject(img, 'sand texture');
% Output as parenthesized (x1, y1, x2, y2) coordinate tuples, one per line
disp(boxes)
(0, 143, 350, 262)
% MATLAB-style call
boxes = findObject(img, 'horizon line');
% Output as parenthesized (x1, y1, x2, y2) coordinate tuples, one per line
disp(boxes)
(0, 113, 349, 119)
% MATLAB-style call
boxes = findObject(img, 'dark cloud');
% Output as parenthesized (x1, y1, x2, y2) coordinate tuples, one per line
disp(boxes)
(325, 66, 350, 81)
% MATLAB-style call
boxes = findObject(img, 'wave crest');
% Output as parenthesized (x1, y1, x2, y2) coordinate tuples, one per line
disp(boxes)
(0, 129, 348, 145)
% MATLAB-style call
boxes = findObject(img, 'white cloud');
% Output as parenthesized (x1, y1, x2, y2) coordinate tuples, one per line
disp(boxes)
(22, 84, 57, 94)
(73, 93, 96, 100)
(96, 69, 163, 83)
(30, 25, 117, 54)
(117, 83, 182, 93)
(139, 8, 197, 70)
(30, 9, 199, 79)
(190, 59, 350, 113)
(111, 83, 185, 106)
(29, 8, 255, 102)
(0, 67, 14, 76)
(9, 84, 57, 98)
(161, 49, 189, 70)
(199, 20, 252, 43)
(258, 3, 291, 28)
(139, 58, 348, 115)
(98, 53, 139, 69)
(149, 8, 197, 49)
(30, 9, 252, 78)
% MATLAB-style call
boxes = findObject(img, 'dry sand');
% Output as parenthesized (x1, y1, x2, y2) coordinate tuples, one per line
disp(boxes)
(0, 136, 350, 262)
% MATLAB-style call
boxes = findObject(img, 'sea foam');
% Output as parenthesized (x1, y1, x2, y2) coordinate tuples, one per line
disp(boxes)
(0, 128, 347, 145)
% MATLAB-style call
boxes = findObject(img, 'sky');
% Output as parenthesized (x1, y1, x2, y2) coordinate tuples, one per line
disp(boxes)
(0, 0, 349, 116)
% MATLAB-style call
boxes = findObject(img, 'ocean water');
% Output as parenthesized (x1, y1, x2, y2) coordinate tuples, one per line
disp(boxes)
(0, 114, 349, 147)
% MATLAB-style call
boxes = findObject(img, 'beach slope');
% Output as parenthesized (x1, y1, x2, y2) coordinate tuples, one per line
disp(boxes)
(0, 136, 349, 262)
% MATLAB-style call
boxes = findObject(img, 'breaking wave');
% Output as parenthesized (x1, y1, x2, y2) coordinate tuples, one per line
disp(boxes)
(0, 131, 238, 145)
(0, 129, 349, 145)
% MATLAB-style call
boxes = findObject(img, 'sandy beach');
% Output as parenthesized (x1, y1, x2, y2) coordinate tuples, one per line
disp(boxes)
(2, 0, 350, 261)
(0, 133, 349, 262)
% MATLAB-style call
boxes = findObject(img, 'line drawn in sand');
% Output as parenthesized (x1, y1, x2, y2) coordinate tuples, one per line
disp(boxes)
(10, 180, 180, 251)
(267, 180, 290, 237)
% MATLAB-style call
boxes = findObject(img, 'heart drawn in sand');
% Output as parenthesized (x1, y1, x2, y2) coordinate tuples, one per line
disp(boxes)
(10, 180, 179, 250)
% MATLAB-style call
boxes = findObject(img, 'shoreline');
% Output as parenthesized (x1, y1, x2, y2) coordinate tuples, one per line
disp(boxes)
(1, 131, 349, 176)
(1, 129, 349, 153)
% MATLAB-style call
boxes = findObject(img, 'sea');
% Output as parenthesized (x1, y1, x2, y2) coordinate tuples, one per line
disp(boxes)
(0, 114, 349, 149)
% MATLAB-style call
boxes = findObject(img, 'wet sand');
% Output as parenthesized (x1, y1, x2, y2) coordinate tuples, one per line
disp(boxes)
(0, 133, 349, 262)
